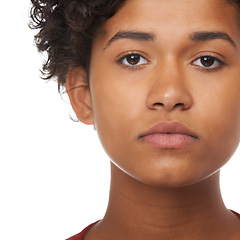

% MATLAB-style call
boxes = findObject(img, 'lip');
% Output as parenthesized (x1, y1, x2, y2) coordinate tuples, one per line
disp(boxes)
(139, 122, 199, 149)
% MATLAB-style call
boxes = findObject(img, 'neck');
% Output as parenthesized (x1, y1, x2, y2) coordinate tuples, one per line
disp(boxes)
(98, 164, 234, 240)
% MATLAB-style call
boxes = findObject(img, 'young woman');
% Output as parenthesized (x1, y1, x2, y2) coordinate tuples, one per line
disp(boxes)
(30, 0, 240, 239)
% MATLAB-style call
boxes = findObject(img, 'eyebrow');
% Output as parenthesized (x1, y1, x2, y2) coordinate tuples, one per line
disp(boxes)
(104, 31, 155, 49)
(104, 30, 237, 50)
(189, 31, 237, 48)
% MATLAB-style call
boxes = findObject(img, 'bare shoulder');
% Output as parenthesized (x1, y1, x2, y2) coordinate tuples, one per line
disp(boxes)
(232, 213, 240, 240)
(233, 229, 240, 240)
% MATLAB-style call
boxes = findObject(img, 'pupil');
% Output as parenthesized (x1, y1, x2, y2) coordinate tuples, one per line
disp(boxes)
(201, 56, 214, 67)
(127, 54, 140, 65)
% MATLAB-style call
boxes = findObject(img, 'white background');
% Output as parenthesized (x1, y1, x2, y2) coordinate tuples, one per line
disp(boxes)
(0, 1, 239, 239)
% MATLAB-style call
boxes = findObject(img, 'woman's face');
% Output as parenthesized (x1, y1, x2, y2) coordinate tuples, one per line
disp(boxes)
(88, 0, 240, 187)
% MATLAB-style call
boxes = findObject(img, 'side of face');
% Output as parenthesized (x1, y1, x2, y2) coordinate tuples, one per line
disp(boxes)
(67, 0, 240, 187)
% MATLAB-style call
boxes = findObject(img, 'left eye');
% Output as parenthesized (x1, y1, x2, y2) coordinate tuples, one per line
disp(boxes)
(192, 56, 222, 69)
(119, 54, 148, 67)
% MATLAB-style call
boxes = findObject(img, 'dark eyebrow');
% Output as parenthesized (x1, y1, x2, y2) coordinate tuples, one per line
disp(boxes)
(189, 31, 237, 48)
(104, 31, 155, 49)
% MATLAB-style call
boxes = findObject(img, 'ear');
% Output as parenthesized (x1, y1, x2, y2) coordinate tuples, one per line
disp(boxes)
(66, 67, 94, 125)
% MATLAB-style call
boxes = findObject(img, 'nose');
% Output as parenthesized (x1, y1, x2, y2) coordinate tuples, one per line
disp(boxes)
(146, 64, 193, 112)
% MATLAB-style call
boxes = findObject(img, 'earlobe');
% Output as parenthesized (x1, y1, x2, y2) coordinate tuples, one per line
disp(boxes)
(66, 67, 94, 125)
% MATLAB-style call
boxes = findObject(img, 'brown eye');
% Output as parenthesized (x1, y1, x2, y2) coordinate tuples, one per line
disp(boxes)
(200, 56, 215, 67)
(126, 54, 141, 65)
(118, 53, 149, 68)
(192, 55, 224, 70)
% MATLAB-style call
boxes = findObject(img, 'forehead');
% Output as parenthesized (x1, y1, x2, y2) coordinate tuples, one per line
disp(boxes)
(100, 0, 240, 44)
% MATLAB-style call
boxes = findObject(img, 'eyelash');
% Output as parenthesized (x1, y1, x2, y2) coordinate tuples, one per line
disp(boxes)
(191, 54, 225, 72)
(116, 52, 149, 70)
(116, 52, 225, 72)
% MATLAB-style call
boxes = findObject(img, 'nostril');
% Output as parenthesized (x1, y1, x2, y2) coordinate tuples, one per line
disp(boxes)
(151, 102, 164, 109)
(174, 103, 184, 107)
(175, 102, 191, 110)
(153, 103, 164, 107)
(151, 102, 188, 111)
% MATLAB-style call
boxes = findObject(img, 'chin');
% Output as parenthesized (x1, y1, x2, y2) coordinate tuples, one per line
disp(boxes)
(131, 163, 215, 189)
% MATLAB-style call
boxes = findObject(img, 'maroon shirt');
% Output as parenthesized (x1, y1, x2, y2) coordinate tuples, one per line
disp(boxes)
(66, 211, 240, 240)
(66, 221, 99, 240)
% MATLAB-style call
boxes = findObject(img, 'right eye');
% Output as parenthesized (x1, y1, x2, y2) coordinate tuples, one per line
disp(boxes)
(117, 53, 149, 69)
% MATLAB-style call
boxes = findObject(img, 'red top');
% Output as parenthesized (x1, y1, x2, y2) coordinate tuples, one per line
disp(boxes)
(66, 211, 240, 240)
(66, 221, 99, 240)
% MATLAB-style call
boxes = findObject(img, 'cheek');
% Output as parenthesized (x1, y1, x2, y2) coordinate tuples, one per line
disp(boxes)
(90, 71, 144, 154)
(198, 78, 240, 167)
(89, 59, 150, 141)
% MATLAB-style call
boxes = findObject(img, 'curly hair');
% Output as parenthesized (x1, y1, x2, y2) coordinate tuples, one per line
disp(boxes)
(30, 0, 126, 89)
(30, 0, 240, 90)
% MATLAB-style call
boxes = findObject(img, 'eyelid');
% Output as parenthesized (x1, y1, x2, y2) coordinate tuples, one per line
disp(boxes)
(115, 51, 150, 69)
(190, 52, 226, 71)
(116, 50, 149, 60)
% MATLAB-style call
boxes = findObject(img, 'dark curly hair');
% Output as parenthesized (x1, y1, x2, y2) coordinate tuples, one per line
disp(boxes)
(30, 0, 126, 89)
(30, 0, 240, 90)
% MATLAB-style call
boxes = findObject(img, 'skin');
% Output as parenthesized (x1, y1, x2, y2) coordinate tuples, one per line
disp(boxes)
(67, 0, 240, 239)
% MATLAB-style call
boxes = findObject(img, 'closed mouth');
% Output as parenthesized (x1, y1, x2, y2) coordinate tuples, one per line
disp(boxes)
(139, 121, 199, 139)
(138, 121, 199, 149)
